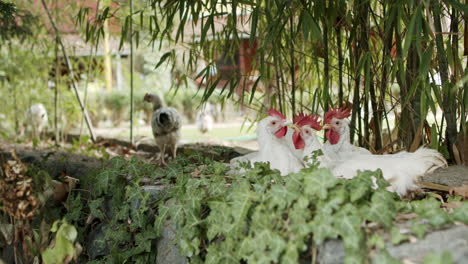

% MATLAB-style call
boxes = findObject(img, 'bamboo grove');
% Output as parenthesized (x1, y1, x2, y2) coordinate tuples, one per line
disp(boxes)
(82, 0, 468, 160)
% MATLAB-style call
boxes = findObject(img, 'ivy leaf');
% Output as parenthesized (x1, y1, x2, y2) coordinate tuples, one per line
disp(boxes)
(410, 222, 430, 238)
(303, 168, 338, 199)
(347, 170, 375, 202)
(411, 198, 452, 227)
(363, 190, 396, 228)
(372, 249, 403, 264)
(267, 184, 298, 210)
(42, 220, 78, 264)
(368, 234, 385, 249)
(422, 251, 454, 264)
(280, 242, 300, 264)
(242, 229, 287, 263)
(390, 227, 409, 245)
(310, 213, 338, 244)
(95, 170, 111, 196)
(89, 198, 106, 220)
(451, 202, 468, 223)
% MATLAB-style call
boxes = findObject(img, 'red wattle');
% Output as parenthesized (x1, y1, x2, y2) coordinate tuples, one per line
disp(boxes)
(326, 130, 340, 144)
(275, 126, 287, 138)
(292, 132, 305, 149)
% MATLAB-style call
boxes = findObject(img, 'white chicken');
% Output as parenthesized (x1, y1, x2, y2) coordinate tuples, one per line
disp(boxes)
(196, 104, 214, 134)
(144, 93, 182, 165)
(316, 107, 447, 196)
(25, 103, 48, 139)
(330, 148, 447, 196)
(292, 112, 447, 196)
(322, 107, 371, 160)
(290, 113, 333, 168)
(230, 109, 304, 176)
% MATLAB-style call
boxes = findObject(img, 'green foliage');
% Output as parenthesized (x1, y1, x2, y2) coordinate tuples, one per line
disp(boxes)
(0, 1, 38, 42)
(42, 220, 80, 264)
(422, 251, 454, 264)
(150, 153, 468, 263)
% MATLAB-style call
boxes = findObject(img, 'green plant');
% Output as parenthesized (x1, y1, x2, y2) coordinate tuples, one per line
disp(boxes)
(41, 220, 81, 264)
(153, 153, 467, 263)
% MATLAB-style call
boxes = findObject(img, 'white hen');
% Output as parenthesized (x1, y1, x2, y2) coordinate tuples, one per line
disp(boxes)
(25, 103, 48, 139)
(318, 107, 447, 196)
(322, 107, 371, 160)
(230, 109, 304, 176)
(196, 104, 215, 134)
(290, 113, 333, 168)
(331, 148, 447, 196)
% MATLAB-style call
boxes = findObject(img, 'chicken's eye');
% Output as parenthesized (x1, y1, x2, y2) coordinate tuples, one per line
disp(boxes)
(271, 121, 277, 126)
(305, 130, 310, 134)
(335, 121, 339, 125)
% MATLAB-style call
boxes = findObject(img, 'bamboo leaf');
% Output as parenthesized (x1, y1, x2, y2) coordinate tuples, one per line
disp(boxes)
(419, 42, 434, 79)
(444, 0, 468, 13)
(250, 7, 258, 45)
(403, 6, 421, 57)
(249, 77, 261, 104)
(154, 51, 172, 69)
(237, 0, 257, 5)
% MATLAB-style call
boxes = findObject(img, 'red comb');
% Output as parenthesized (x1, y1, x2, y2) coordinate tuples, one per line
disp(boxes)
(268, 109, 286, 120)
(294, 113, 322, 131)
(293, 112, 307, 124)
(324, 107, 351, 124)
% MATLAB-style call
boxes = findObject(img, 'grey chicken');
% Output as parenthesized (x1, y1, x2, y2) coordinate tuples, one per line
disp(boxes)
(144, 93, 182, 165)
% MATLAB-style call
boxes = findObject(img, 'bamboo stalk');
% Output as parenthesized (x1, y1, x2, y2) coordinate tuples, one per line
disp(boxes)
(289, 12, 296, 114)
(432, 0, 457, 161)
(130, 0, 134, 144)
(336, 24, 343, 107)
(40, 0, 96, 142)
(417, 181, 450, 192)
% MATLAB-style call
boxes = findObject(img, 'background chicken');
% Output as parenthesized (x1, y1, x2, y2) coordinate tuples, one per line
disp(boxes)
(144, 93, 181, 165)
(230, 109, 304, 176)
(322, 107, 371, 160)
(196, 103, 214, 134)
(25, 103, 48, 140)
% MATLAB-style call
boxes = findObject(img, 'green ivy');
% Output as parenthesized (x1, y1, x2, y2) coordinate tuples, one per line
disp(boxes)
(153, 153, 467, 263)
(58, 151, 467, 263)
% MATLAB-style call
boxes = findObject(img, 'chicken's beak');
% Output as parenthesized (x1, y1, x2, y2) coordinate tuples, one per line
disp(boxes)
(322, 124, 332, 130)
(288, 123, 301, 133)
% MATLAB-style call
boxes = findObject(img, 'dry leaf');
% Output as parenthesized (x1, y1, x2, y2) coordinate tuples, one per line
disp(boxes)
(442, 201, 462, 209)
(396, 213, 418, 221)
(449, 185, 468, 198)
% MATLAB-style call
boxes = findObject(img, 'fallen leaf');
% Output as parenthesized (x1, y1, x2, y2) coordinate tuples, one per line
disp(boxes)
(396, 213, 418, 221)
(442, 201, 462, 209)
(449, 185, 468, 199)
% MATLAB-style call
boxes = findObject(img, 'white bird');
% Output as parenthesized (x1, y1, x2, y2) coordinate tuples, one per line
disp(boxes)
(144, 93, 182, 165)
(331, 148, 447, 196)
(319, 107, 447, 196)
(230, 109, 304, 176)
(196, 104, 214, 134)
(289, 113, 333, 168)
(25, 103, 48, 140)
(322, 107, 372, 160)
